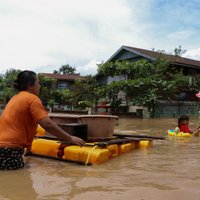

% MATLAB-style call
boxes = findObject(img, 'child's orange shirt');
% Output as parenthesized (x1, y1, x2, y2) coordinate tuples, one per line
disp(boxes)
(0, 91, 48, 148)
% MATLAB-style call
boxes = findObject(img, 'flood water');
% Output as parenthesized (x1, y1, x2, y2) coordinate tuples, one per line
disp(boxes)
(1, 117, 200, 200)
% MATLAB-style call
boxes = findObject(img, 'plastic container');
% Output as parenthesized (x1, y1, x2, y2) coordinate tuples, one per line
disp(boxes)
(118, 142, 135, 154)
(167, 129, 192, 137)
(48, 113, 79, 124)
(78, 115, 118, 140)
(31, 138, 60, 157)
(63, 146, 110, 164)
(35, 125, 46, 136)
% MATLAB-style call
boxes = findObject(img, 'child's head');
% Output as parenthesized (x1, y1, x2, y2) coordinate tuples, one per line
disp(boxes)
(178, 114, 190, 126)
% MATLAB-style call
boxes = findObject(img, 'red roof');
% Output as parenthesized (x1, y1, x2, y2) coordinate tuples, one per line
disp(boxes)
(39, 73, 85, 81)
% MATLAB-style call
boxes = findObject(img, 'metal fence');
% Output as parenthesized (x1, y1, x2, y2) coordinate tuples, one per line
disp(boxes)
(154, 101, 199, 117)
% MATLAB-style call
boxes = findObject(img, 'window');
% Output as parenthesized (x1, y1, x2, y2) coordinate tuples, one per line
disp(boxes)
(57, 83, 67, 90)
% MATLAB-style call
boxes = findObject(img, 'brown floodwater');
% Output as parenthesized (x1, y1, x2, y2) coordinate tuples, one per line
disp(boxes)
(1, 117, 200, 200)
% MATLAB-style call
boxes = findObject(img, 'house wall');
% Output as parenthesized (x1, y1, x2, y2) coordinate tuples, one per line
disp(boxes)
(129, 106, 149, 117)
(56, 80, 74, 90)
(107, 75, 126, 84)
(113, 50, 138, 61)
(112, 50, 147, 63)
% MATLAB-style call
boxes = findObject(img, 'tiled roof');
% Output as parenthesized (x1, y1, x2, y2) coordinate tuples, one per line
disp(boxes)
(110, 46, 200, 69)
(39, 73, 85, 81)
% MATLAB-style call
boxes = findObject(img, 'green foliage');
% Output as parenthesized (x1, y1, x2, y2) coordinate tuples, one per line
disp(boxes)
(192, 74, 200, 90)
(0, 68, 21, 103)
(53, 64, 76, 74)
(70, 76, 102, 109)
(39, 74, 72, 107)
(39, 75, 57, 105)
(48, 99, 55, 107)
(97, 54, 197, 113)
(173, 45, 187, 56)
(39, 74, 102, 110)
(53, 89, 71, 105)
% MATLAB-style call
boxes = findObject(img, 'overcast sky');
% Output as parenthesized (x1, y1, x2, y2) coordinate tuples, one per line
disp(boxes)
(0, 0, 200, 75)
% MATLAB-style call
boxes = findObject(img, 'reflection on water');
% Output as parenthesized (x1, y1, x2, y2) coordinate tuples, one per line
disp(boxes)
(0, 117, 200, 200)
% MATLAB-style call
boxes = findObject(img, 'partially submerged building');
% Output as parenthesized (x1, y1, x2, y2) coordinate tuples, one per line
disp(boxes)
(39, 73, 85, 111)
(39, 73, 85, 90)
(98, 46, 200, 117)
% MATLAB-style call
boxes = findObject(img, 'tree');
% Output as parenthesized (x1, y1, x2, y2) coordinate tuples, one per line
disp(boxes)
(173, 45, 187, 56)
(39, 74, 72, 109)
(53, 64, 77, 74)
(38, 74, 57, 106)
(97, 53, 198, 116)
(70, 76, 103, 109)
(0, 68, 21, 103)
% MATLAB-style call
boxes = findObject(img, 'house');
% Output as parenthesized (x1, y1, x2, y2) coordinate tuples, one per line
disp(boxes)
(38, 73, 86, 111)
(39, 73, 85, 90)
(107, 46, 200, 75)
(99, 46, 200, 117)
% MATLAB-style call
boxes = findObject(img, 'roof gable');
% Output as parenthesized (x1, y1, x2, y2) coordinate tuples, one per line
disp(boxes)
(107, 46, 200, 69)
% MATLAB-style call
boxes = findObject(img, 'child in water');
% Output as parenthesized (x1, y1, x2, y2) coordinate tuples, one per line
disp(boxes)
(177, 114, 200, 136)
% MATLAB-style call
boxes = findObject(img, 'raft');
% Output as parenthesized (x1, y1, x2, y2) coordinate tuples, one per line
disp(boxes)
(31, 137, 153, 165)
(167, 129, 192, 137)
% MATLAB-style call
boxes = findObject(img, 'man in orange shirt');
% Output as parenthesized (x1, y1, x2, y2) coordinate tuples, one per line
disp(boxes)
(0, 70, 85, 170)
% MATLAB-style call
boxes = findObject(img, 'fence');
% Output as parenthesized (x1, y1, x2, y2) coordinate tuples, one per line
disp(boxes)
(154, 100, 199, 117)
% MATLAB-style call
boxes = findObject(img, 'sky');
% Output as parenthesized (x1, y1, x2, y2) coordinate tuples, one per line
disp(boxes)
(0, 0, 200, 75)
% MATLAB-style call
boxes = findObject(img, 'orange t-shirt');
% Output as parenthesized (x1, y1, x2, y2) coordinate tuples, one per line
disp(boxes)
(0, 91, 48, 148)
